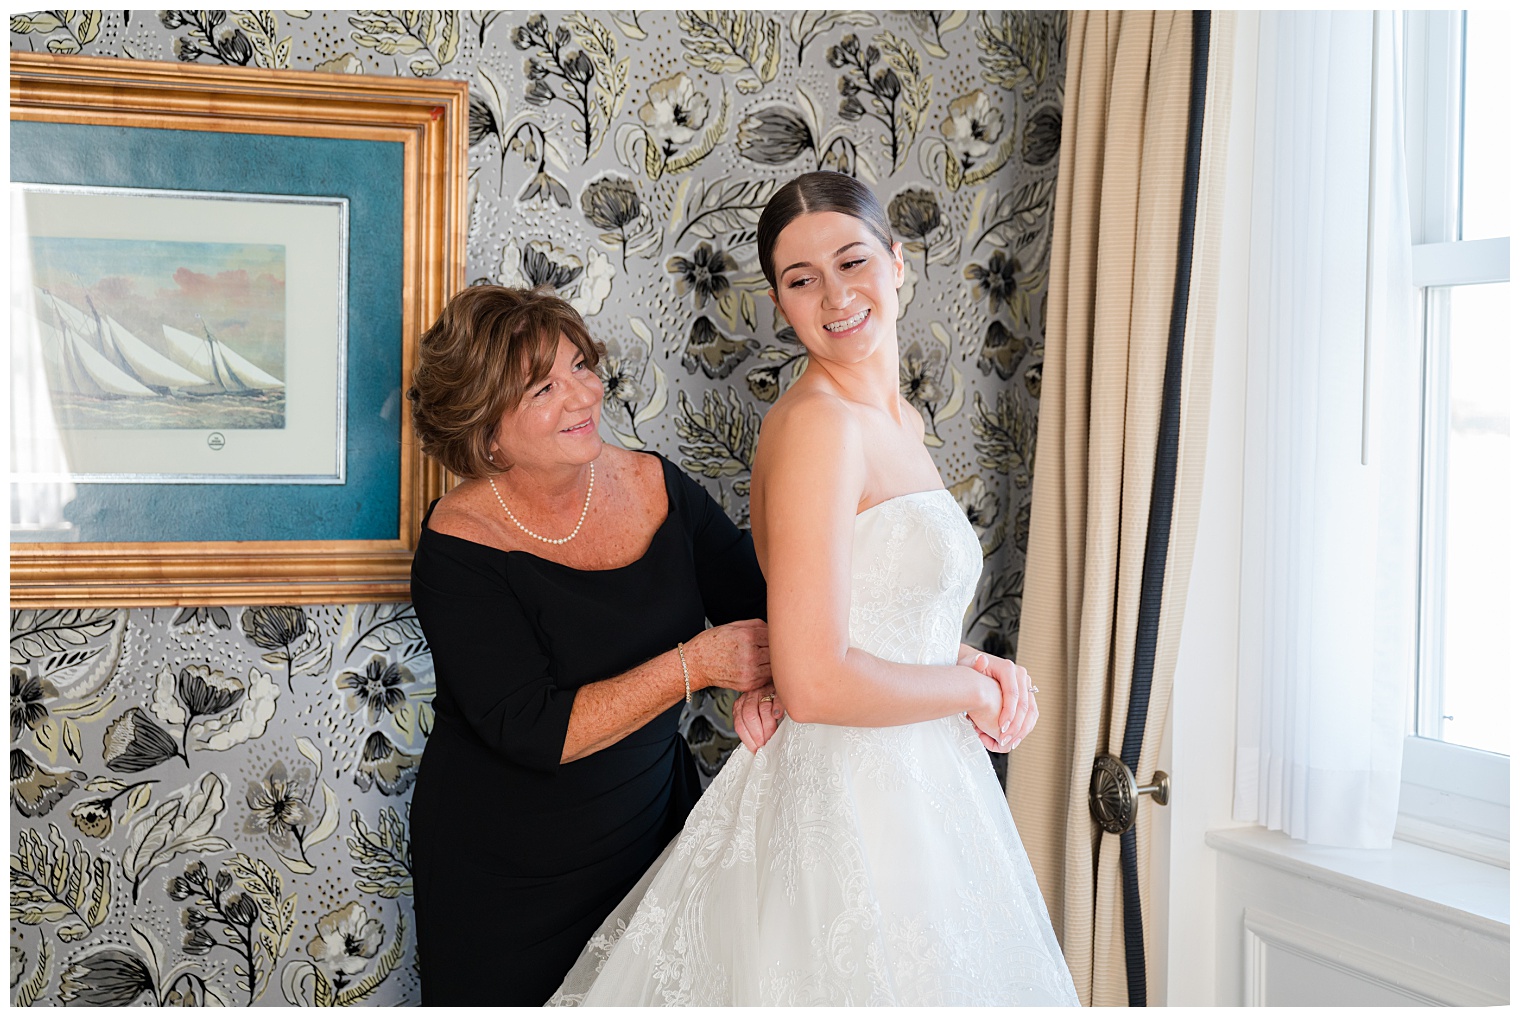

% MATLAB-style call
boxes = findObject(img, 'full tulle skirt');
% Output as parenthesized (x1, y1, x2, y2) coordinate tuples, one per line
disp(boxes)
(550, 712, 1079, 1006)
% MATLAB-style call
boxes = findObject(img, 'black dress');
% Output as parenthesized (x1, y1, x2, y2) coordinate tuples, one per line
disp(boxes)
(408, 453, 766, 1006)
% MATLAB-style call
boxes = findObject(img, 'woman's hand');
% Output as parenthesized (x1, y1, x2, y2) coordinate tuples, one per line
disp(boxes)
(686, 619, 771, 694)
(733, 684, 785, 753)
(962, 665, 1008, 751)
(962, 651, 1038, 753)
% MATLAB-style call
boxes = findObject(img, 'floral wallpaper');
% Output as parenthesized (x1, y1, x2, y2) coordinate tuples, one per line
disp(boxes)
(9, 606, 422, 1006)
(10, 10, 1066, 1006)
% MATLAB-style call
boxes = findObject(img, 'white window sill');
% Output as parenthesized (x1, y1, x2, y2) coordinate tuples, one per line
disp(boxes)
(1394, 811, 1509, 868)
(1397, 735, 1509, 865)
(1205, 825, 1509, 938)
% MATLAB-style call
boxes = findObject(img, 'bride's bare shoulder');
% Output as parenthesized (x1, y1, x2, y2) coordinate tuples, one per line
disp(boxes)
(757, 384, 859, 471)
(753, 385, 865, 510)
(760, 382, 857, 442)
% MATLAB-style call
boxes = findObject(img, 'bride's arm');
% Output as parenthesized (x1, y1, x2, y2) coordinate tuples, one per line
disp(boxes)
(754, 396, 1013, 743)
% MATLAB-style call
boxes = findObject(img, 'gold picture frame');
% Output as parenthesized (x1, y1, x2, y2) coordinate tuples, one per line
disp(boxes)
(10, 53, 465, 607)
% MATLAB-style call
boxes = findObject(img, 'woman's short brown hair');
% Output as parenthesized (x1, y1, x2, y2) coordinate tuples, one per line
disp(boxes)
(407, 285, 603, 478)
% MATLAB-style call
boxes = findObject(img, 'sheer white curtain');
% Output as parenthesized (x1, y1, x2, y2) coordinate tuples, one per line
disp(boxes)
(1233, 11, 1419, 848)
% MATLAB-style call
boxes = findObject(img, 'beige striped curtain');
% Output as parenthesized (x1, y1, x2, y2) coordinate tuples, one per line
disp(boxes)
(1007, 11, 1235, 1007)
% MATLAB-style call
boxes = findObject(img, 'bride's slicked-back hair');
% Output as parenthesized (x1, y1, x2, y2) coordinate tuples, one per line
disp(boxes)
(756, 171, 894, 290)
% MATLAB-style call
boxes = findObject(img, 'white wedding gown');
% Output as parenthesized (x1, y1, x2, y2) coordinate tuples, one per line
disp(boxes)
(550, 490, 1079, 1006)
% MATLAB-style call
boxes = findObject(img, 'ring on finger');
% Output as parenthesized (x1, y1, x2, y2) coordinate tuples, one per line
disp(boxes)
(759, 693, 775, 703)
(1028, 684, 1040, 694)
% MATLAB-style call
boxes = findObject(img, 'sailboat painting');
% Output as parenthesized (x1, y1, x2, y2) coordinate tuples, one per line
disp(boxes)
(25, 236, 287, 431)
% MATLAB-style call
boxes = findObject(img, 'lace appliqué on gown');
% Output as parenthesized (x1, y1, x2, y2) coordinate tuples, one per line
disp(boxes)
(549, 491, 1079, 1006)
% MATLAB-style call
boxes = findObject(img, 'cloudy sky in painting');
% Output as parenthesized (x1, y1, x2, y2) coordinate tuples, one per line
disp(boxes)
(26, 237, 287, 376)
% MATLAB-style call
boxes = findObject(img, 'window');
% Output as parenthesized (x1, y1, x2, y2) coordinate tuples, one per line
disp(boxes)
(1399, 10, 1510, 854)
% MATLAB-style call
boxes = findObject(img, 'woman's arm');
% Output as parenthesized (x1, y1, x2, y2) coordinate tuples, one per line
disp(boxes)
(412, 561, 768, 770)
(561, 621, 768, 762)
(753, 396, 1008, 740)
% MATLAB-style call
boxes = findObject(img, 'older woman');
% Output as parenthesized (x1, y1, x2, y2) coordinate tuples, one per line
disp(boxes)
(405, 285, 778, 1006)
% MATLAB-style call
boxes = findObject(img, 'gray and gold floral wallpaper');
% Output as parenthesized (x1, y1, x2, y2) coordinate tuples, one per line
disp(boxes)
(10, 10, 1065, 1006)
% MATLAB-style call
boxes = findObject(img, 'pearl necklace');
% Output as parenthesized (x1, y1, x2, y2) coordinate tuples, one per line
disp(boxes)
(488, 462, 595, 546)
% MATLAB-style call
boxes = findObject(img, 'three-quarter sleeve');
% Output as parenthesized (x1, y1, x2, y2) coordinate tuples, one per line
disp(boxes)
(411, 554, 576, 774)
(673, 466, 768, 625)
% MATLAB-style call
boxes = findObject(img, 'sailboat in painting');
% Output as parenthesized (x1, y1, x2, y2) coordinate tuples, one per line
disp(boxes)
(39, 289, 205, 396)
(158, 320, 284, 395)
(30, 288, 286, 430)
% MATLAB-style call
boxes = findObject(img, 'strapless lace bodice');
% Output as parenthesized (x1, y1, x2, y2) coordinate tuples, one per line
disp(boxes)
(550, 489, 1079, 1007)
(848, 490, 982, 667)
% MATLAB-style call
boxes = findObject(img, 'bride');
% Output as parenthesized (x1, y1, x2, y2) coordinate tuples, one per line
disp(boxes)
(550, 172, 1078, 1006)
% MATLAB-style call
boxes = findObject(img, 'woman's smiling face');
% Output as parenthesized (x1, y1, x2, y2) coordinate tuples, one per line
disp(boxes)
(769, 211, 904, 364)
(490, 334, 604, 470)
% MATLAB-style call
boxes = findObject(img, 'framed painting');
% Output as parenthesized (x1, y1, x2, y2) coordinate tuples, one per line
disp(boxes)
(9, 53, 466, 606)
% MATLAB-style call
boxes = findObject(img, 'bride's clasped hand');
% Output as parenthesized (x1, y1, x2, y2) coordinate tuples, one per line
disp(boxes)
(961, 649, 1040, 753)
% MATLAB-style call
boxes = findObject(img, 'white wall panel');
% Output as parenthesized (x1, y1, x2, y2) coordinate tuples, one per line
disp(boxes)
(1215, 845, 1508, 1006)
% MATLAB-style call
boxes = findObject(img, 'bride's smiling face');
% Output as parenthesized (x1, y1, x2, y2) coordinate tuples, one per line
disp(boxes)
(769, 211, 904, 364)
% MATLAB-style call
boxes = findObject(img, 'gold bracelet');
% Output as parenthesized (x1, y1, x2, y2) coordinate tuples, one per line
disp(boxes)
(676, 642, 692, 705)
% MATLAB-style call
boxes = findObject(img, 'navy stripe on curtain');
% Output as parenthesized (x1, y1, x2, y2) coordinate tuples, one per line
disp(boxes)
(1117, 9, 1212, 1007)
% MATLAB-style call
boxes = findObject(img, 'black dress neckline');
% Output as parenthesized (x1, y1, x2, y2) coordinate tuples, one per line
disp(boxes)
(419, 452, 677, 575)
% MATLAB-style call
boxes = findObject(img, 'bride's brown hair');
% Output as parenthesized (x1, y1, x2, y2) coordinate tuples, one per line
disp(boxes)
(755, 171, 894, 290)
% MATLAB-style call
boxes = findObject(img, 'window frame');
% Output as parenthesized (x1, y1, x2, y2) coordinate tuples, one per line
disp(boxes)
(1400, 9, 1510, 854)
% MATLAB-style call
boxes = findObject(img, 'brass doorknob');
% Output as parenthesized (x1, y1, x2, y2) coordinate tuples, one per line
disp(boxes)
(1088, 754, 1170, 835)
